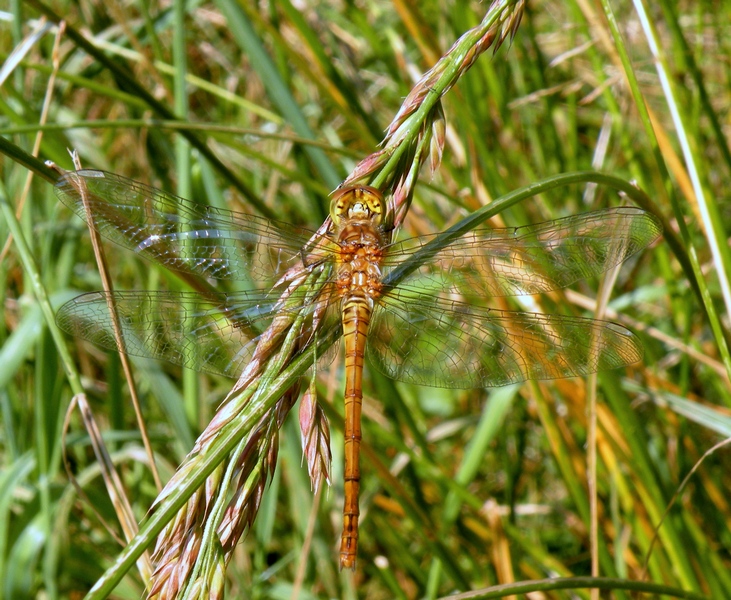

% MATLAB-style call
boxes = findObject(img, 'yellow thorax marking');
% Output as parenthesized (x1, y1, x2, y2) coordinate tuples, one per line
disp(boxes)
(330, 185, 384, 226)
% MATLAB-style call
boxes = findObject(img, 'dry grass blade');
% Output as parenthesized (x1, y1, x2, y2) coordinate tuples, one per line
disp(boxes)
(57, 157, 163, 491)
(63, 395, 153, 581)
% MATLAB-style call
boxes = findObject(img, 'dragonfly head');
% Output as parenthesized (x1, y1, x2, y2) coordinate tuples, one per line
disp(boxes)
(330, 185, 384, 227)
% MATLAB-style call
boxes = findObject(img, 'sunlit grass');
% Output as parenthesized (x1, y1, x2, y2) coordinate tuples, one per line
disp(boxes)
(2, 0, 730, 598)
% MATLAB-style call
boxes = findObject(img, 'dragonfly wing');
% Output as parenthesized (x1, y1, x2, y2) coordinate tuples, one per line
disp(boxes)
(384, 208, 662, 297)
(367, 289, 643, 389)
(56, 290, 322, 378)
(55, 170, 327, 286)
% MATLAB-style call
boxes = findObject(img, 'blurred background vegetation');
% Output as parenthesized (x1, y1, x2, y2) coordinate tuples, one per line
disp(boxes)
(1, 0, 730, 598)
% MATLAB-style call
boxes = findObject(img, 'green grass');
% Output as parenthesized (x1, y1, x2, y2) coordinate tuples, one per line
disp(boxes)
(2, 0, 731, 598)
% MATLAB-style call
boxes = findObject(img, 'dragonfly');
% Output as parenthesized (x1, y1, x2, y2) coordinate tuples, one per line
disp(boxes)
(54, 169, 661, 569)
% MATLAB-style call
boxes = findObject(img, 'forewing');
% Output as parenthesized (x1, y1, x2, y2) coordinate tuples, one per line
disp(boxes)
(55, 170, 326, 286)
(367, 289, 643, 388)
(56, 290, 339, 378)
(384, 208, 662, 297)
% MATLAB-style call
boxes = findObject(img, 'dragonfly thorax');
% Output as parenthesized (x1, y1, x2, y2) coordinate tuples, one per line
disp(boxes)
(331, 185, 387, 302)
(335, 226, 385, 302)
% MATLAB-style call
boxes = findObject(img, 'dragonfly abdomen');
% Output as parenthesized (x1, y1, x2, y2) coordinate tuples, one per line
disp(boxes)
(336, 254, 384, 570)
(339, 293, 372, 570)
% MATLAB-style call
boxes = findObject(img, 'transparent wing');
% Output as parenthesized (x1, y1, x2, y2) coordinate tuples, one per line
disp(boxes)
(56, 290, 342, 378)
(384, 208, 662, 297)
(55, 170, 330, 286)
(367, 289, 643, 388)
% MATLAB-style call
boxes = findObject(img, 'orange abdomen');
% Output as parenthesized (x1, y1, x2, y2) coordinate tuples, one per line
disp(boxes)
(339, 296, 371, 570)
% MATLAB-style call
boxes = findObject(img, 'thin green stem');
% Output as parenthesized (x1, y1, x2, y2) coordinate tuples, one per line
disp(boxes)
(435, 576, 710, 600)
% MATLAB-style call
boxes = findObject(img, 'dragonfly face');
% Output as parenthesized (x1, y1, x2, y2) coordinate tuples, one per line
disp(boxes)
(53, 169, 662, 569)
(330, 184, 385, 226)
